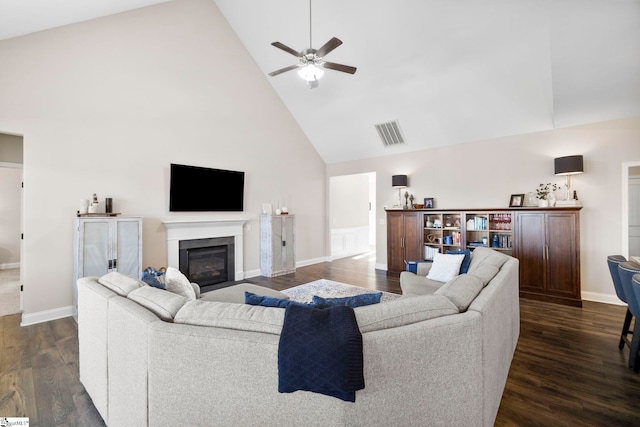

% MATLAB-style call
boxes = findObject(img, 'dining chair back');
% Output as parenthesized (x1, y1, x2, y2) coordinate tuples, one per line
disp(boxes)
(618, 261, 640, 369)
(632, 274, 640, 373)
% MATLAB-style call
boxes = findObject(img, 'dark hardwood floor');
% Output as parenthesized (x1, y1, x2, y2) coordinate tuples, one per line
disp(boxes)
(2, 252, 640, 426)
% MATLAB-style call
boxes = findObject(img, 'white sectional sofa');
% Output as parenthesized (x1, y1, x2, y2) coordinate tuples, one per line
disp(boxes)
(77, 247, 519, 427)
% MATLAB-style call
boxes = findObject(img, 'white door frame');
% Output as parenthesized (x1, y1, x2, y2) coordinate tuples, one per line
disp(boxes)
(622, 161, 640, 258)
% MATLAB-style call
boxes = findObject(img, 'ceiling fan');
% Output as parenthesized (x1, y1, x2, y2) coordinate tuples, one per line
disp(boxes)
(268, 0, 357, 89)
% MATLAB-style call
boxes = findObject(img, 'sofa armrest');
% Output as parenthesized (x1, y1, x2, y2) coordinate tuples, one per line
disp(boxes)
(191, 283, 201, 299)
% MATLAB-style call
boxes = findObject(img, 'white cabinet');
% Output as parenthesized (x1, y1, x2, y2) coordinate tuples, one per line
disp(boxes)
(260, 214, 295, 277)
(73, 216, 143, 318)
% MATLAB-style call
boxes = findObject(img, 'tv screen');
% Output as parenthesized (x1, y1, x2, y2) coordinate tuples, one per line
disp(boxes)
(170, 163, 244, 212)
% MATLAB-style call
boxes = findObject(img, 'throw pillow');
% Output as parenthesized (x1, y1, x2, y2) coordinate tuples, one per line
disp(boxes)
(445, 249, 471, 274)
(245, 291, 310, 308)
(164, 267, 197, 300)
(312, 293, 383, 308)
(426, 253, 465, 282)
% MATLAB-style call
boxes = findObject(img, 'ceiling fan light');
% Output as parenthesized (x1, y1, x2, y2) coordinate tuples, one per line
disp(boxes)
(297, 64, 324, 82)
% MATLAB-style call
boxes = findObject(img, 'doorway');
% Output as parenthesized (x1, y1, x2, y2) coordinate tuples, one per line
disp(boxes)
(0, 132, 24, 316)
(329, 172, 376, 260)
(622, 161, 640, 259)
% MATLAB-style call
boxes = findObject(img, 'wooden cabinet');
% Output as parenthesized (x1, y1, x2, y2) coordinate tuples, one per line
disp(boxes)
(386, 208, 580, 306)
(387, 211, 423, 273)
(73, 216, 143, 319)
(514, 210, 581, 306)
(260, 214, 296, 277)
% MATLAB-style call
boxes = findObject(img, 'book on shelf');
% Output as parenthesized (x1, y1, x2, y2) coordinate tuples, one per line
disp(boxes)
(424, 245, 440, 260)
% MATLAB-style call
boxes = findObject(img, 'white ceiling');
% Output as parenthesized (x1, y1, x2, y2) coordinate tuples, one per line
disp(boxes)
(2, 0, 640, 164)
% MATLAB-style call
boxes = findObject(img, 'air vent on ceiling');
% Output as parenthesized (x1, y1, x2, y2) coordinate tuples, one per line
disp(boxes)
(375, 120, 405, 147)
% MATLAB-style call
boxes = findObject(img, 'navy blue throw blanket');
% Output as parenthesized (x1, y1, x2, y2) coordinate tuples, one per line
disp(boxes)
(278, 304, 365, 402)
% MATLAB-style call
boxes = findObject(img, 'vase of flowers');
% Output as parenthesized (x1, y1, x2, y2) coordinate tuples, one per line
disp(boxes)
(536, 183, 560, 207)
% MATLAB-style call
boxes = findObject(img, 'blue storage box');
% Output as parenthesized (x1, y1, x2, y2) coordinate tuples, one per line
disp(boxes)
(404, 260, 420, 273)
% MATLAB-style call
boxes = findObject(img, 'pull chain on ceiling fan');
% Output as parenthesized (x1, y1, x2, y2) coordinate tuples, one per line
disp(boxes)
(268, 0, 357, 89)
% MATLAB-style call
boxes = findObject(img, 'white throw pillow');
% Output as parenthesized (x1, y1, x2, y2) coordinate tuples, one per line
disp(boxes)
(164, 267, 197, 300)
(426, 253, 465, 283)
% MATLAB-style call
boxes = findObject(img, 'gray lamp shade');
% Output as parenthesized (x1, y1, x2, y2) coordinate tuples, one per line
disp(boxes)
(392, 174, 408, 188)
(554, 155, 584, 175)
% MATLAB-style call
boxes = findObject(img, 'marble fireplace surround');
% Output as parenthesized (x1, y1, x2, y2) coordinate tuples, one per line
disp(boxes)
(162, 219, 247, 281)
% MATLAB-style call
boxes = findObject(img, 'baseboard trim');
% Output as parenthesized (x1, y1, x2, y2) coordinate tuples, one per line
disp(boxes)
(243, 257, 328, 280)
(21, 305, 74, 326)
(0, 262, 20, 270)
(243, 268, 261, 279)
(375, 263, 387, 271)
(297, 257, 328, 268)
(581, 291, 625, 306)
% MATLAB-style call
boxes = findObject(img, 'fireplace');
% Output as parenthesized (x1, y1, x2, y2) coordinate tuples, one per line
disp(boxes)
(179, 237, 235, 286)
(162, 219, 247, 285)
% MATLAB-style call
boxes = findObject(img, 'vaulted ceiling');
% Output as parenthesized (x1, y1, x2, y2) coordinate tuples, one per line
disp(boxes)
(2, 0, 640, 164)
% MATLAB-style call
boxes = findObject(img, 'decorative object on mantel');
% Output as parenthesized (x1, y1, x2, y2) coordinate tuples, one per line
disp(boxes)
(88, 193, 101, 213)
(424, 197, 434, 209)
(409, 194, 415, 208)
(79, 199, 89, 214)
(535, 183, 561, 207)
(262, 203, 273, 215)
(404, 191, 409, 209)
(554, 155, 584, 206)
(509, 194, 524, 207)
(392, 174, 408, 208)
(523, 192, 537, 206)
(78, 193, 118, 216)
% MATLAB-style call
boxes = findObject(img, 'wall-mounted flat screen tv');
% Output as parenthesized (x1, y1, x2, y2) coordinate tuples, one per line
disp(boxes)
(170, 163, 244, 212)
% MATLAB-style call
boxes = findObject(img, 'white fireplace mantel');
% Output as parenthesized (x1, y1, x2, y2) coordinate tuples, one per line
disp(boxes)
(162, 219, 247, 281)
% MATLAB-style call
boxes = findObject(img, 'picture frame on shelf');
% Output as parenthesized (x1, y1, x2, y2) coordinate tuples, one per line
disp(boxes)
(424, 198, 434, 208)
(509, 194, 524, 207)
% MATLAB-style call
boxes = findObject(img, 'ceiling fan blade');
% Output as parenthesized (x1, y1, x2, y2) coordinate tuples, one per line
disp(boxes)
(271, 42, 301, 57)
(315, 37, 342, 57)
(268, 64, 299, 77)
(322, 61, 357, 74)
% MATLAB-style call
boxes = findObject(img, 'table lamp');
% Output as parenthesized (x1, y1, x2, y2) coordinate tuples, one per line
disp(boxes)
(392, 175, 408, 208)
(554, 155, 584, 206)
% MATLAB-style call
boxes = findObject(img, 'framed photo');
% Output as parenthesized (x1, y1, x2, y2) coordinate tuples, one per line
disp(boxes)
(509, 194, 524, 207)
(424, 198, 434, 209)
(261, 203, 273, 215)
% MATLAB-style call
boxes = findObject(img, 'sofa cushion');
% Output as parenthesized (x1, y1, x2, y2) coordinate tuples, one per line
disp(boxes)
(354, 294, 459, 333)
(427, 253, 465, 282)
(128, 286, 189, 321)
(469, 264, 500, 286)
(164, 267, 197, 300)
(174, 299, 284, 334)
(467, 247, 509, 273)
(312, 292, 382, 308)
(98, 272, 144, 296)
(434, 274, 484, 311)
(445, 249, 472, 274)
(399, 271, 444, 295)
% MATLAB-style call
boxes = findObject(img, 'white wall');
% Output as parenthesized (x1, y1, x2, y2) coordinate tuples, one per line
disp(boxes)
(0, 0, 326, 318)
(327, 116, 640, 304)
